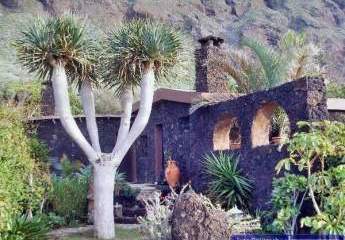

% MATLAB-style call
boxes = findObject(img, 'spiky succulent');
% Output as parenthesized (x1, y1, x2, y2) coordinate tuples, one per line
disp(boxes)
(203, 152, 253, 210)
(13, 14, 98, 86)
(102, 19, 186, 95)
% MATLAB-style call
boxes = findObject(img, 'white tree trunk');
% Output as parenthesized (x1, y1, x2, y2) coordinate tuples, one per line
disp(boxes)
(51, 63, 99, 162)
(112, 65, 155, 163)
(80, 80, 102, 153)
(112, 88, 133, 156)
(93, 160, 116, 239)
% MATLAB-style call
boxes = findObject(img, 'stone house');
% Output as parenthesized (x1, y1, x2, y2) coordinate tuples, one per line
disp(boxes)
(31, 36, 345, 210)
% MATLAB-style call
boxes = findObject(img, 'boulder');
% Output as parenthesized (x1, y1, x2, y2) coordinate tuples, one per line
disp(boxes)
(171, 192, 230, 240)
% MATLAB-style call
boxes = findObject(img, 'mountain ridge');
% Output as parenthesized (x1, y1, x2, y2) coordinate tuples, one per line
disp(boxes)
(1, 0, 344, 85)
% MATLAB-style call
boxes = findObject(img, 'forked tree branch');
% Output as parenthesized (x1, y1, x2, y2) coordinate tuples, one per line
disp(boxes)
(51, 63, 99, 162)
(111, 87, 133, 157)
(80, 80, 102, 153)
(112, 64, 155, 164)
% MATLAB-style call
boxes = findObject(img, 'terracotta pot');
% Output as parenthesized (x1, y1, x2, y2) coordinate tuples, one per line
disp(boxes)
(230, 142, 241, 150)
(165, 159, 180, 188)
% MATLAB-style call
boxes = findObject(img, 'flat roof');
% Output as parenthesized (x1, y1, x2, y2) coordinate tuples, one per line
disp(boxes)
(28, 92, 345, 121)
(29, 114, 122, 121)
(327, 98, 345, 111)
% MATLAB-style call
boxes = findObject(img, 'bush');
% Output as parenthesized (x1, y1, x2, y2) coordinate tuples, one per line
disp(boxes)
(0, 215, 50, 240)
(203, 152, 253, 210)
(138, 192, 172, 240)
(0, 106, 50, 232)
(274, 121, 345, 235)
(0, 80, 43, 117)
(327, 83, 345, 98)
(265, 174, 308, 235)
(47, 161, 90, 225)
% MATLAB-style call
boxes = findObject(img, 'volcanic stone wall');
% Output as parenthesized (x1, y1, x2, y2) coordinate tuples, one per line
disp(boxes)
(132, 101, 191, 183)
(30, 116, 134, 175)
(189, 77, 328, 210)
(31, 77, 330, 211)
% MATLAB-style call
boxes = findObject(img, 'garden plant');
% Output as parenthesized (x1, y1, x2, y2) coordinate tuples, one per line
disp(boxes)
(203, 152, 253, 210)
(14, 14, 186, 239)
(271, 121, 345, 235)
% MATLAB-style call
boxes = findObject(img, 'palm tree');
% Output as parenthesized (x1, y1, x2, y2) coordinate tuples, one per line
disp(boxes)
(222, 30, 323, 94)
(15, 16, 185, 239)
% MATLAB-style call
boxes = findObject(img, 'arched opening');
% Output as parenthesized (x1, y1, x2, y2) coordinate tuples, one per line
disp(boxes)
(251, 102, 290, 147)
(213, 115, 241, 150)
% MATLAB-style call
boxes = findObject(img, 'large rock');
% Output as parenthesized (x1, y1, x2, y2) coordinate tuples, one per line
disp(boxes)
(171, 192, 230, 240)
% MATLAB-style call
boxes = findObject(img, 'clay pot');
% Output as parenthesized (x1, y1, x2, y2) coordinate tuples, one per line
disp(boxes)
(165, 159, 180, 188)
(230, 142, 241, 150)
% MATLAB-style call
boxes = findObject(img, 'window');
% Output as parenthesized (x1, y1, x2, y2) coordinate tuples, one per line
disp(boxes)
(251, 102, 290, 147)
(213, 114, 241, 150)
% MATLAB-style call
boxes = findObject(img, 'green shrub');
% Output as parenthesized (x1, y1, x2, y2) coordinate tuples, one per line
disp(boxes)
(266, 174, 308, 235)
(28, 136, 50, 164)
(48, 163, 90, 224)
(0, 80, 43, 117)
(274, 121, 345, 235)
(0, 106, 50, 232)
(326, 83, 345, 98)
(114, 171, 128, 196)
(68, 87, 83, 115)
(203, 152, 253, 210)
(39, 212, 66, 229)
(0, 215, 50, 240)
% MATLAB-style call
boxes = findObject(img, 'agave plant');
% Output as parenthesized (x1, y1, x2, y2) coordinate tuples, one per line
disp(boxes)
(203, 152, 253, 210)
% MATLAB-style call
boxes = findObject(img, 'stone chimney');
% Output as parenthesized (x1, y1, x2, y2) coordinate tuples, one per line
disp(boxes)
(195, 35, 229, 93)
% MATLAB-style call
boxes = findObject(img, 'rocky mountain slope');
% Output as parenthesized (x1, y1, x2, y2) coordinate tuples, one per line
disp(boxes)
(1, 0, 344, 86)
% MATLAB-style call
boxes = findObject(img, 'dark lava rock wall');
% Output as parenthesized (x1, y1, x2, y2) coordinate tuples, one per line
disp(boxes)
(189, 77, 328, 210)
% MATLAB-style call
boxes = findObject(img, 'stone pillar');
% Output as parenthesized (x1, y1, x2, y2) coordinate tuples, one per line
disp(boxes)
(195, 36, 229, 93)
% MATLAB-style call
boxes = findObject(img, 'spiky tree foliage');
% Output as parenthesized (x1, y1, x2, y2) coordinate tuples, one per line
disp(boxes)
(203, 152, 253, 210)
(102, 19, 185, 95)
(13, 14, 98, 86)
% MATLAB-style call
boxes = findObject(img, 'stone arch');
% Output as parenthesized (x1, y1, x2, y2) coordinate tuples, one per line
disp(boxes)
(213, 114, 241, 150)
(251, 102, 290, 147)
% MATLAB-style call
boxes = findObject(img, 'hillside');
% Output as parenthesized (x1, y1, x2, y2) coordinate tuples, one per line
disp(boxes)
(1, 0, 345, 87)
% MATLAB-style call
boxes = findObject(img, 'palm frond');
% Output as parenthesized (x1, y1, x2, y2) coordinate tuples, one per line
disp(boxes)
(241, 37, 287, 89)
(102, 19, 186, 95)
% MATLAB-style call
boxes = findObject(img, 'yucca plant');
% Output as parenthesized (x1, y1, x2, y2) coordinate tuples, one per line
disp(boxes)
(203, 152, 253, 210)
(271, 107, 290, 139)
